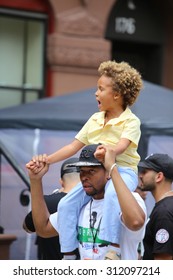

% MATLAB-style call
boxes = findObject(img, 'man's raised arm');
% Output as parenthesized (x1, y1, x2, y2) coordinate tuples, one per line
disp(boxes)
(27, 161, 58, 237)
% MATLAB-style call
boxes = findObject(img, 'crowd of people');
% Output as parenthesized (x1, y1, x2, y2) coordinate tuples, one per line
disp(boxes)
(25, 60, 173, 260)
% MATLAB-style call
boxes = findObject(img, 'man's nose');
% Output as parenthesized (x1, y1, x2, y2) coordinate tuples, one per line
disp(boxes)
(80, 173, 89, 181)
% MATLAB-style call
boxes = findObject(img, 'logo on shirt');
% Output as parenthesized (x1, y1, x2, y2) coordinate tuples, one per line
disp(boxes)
(155, 229, 169, 243)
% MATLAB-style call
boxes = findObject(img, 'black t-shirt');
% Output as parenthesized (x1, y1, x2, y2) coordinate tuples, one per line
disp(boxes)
(143, 196, 173, 260)
(25, 192, 66, 231)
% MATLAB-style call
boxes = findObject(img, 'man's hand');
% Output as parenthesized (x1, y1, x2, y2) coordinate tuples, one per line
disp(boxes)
(27, 160, 49, 180)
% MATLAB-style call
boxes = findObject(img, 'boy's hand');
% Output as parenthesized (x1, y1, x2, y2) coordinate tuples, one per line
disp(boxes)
(94, 144, 106, 163)
(95, 145, 116, 172)
(26, 154, 48, 173)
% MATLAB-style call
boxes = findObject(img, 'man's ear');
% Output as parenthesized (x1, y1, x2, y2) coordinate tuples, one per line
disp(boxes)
(155, 172, 164, 183)
(59, 178, 63, 187)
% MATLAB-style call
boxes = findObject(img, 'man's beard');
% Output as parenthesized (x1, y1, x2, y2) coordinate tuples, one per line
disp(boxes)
(86, 186, 99, 196)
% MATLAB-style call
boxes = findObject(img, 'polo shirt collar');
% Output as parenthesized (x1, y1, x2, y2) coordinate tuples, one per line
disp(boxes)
(93, 108, 132, 125)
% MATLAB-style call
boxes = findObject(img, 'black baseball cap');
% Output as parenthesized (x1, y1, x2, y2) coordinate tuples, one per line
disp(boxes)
(67, 144, 103, 167)
(138, 153, 173, 180)
(60, 157, 80, 178)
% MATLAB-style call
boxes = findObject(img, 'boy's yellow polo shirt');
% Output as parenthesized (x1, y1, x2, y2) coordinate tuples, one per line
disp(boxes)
(75, 108, 141, 171)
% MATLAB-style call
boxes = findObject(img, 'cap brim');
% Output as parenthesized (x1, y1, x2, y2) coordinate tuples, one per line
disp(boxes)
(138, 162, 152, 169)
(61, 167, 79, 177)
(67, 162, 102, 167)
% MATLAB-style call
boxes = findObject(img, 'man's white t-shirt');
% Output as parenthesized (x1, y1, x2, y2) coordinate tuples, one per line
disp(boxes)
(50, 192, 147, 260)
(119, 192, 147, 259)
(78, 198, 109, 260)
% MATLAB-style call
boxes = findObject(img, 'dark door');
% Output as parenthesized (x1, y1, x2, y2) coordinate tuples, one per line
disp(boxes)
(112, 41, 163, 84)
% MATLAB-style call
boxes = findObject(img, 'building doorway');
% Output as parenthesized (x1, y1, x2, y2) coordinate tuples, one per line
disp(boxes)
(112, 41, 163, 83)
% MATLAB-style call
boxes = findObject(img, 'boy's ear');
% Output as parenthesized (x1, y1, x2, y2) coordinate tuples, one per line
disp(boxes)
(113, 92, 120, 100)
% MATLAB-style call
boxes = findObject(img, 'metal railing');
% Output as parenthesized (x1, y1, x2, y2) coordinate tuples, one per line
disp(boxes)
(0, 140, 30, 211)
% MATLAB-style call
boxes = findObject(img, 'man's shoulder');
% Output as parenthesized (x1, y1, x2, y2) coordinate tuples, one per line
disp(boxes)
(132, 192, 141, 199)
(44, 191, 66, 200)
(132, 191, 145, 202)
(44, 192, 67, 213)
(131, 192, 147, 214)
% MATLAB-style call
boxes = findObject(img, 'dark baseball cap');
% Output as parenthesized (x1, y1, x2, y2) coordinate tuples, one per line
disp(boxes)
(67, 144, 103, 167)
(60, 157, 80, 178)
(138, 153, 173, 180)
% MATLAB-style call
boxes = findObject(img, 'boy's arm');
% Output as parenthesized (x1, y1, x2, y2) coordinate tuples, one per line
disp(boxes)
(47, 139, 84, 164)
(112, 116, 140, 156)
(95, 139, 130, 163)
(26, 139, 84, 170)
(111, 138, 131, 156)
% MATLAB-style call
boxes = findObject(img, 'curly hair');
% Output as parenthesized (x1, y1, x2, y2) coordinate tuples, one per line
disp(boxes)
(98, 60, 143, 108)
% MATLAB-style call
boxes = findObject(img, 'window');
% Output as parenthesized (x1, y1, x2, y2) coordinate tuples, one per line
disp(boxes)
(0, 9, 47, 109)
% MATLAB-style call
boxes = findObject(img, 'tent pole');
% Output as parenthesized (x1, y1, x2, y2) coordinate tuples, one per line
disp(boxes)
(24, 128, 40, 260)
